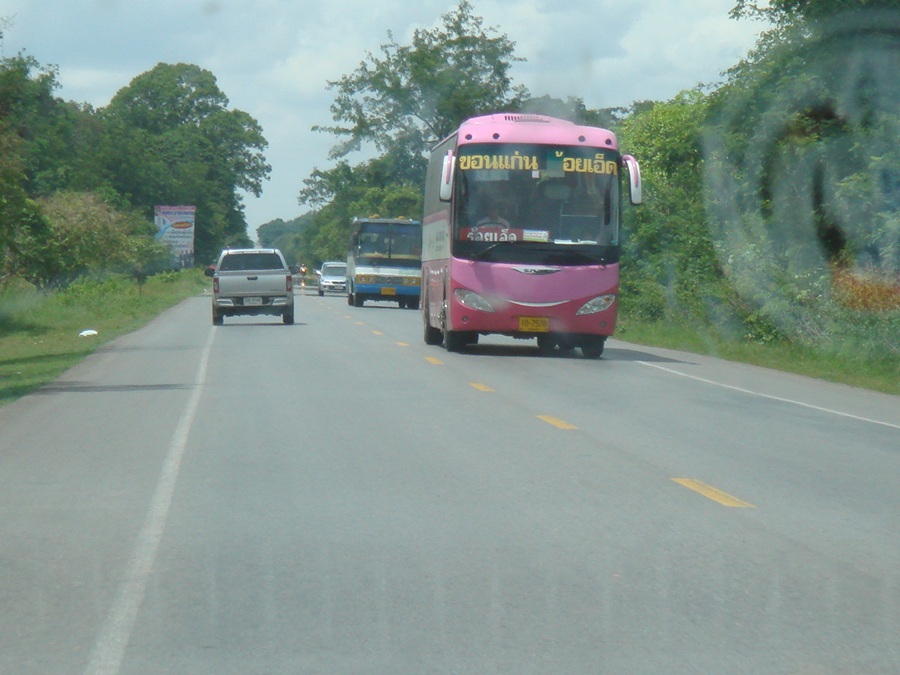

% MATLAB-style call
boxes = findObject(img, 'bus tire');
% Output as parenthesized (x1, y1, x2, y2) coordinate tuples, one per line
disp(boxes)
(443, 329, 467, 352)
(581, 336, 606, 359)
(424, 320, 443, 345)
(408, 298, 420, 310)
(537, 335, 556, 355)
(353, 293, 364, 307)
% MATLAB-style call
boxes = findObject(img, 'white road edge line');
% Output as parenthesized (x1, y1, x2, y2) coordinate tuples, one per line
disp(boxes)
(84, 328, 216, 675)
(637, 361, 900, 431)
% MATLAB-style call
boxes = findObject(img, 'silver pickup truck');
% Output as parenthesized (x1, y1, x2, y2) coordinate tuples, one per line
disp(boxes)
(206, 248, 295, 325)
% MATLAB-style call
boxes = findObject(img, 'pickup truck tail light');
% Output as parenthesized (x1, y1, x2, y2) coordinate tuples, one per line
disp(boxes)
(213, 276, 219, 293)
(286, 274, 293, 292)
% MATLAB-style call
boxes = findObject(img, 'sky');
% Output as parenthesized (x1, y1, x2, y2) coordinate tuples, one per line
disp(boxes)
(1, 0, 770, 239)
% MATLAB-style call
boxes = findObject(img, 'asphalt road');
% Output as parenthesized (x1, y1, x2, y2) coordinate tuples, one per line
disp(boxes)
(1, 289, 898, 674)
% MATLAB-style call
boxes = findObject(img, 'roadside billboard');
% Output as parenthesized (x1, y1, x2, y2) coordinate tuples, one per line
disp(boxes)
(154, 205, 196, 268)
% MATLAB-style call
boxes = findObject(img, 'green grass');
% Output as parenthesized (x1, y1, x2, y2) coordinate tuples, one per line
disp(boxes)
(615, 318, 899, 396)
(0, 271, 208, 406)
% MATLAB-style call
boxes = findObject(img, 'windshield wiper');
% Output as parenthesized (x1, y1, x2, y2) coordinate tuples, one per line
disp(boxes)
(470, 242, 513, 260)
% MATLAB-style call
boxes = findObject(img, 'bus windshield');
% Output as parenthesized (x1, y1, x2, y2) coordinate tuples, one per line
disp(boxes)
(453, 143, 621, 264)
(354, 221, 422, 268)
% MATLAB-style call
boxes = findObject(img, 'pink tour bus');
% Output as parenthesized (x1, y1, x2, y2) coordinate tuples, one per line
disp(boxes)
(421, 113, 641, 358)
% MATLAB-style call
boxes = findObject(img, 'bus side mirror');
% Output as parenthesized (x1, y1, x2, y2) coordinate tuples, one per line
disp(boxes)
(622, 155, 641, 205)
(439, 153, 455, 202)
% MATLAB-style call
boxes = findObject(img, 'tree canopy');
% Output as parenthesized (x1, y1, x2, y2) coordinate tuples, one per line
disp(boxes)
(731, 0, 900, 23)
(0, 55, 270, 284)
(316, 0, 528, 160)
(102, 63, 270, 261)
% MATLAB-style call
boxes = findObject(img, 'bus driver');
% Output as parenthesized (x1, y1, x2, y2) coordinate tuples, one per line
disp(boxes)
(476, 200, 511, 228)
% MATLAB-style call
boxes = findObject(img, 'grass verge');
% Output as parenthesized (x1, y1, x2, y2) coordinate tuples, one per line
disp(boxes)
(0, 270, 208, 407)
(616, 318, 899, 396)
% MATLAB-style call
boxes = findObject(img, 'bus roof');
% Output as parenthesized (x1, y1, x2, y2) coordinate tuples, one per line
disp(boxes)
(454, 113, 619, 150)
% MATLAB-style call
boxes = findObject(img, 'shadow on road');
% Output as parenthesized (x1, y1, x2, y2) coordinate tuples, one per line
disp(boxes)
(442, 343, 694, 364)
(34, 381, 192, 395)
(604, 347, 694, 364)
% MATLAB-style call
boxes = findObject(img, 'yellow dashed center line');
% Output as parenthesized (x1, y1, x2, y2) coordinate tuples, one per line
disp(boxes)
(672, 478, 755, 508)
(372, 330, 384, 336)
(396, 342, 409, 347)
(537, 415, 578, 430)
(469, 382, 495, 392)
(425, 356, 444, 365)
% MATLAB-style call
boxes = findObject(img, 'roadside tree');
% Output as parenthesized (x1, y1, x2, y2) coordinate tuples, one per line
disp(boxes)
(102, 63, 269, 261)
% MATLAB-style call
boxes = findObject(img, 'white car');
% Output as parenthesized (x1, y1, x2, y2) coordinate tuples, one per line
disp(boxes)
(317, 262, 347, 296)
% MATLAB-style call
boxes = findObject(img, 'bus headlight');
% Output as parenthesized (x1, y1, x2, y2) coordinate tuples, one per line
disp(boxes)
(576, 293, 616, 315)
(403, 276, 421, 286)
(454, 289, 494, 312)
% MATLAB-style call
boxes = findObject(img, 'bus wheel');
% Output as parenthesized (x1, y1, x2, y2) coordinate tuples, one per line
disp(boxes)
(557, 335, 577, 353)
(537, 335, 556, 355)
(444, 329, 467, 352)
(353, 293, 364, 307)
(581, 337, 606, 359)
(424, 320, 443, 345)
(408, 298, 420, 310)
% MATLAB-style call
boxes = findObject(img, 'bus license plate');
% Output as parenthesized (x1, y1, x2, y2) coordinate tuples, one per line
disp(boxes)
(381, 287, 396, 295)
(244, 296, 263, 306)
(519, 317, 549, 332)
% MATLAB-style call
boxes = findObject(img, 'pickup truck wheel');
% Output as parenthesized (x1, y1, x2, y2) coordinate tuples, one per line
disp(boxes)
(283, 310, 295, 325)
(212, 310, 223, 326)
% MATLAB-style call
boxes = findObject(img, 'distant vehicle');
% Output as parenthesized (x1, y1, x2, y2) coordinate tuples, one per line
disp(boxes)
(346, 217, 422, 308)
(421, 113, 641, 357)
(317, 262, 347, 296)
(205, 248, 295, 325)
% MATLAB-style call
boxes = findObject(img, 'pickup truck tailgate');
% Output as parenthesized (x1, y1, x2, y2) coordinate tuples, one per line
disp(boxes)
(215, 270, 291, 297)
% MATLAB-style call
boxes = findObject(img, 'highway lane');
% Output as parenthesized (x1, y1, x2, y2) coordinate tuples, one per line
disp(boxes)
(0, 289, 897, 673)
